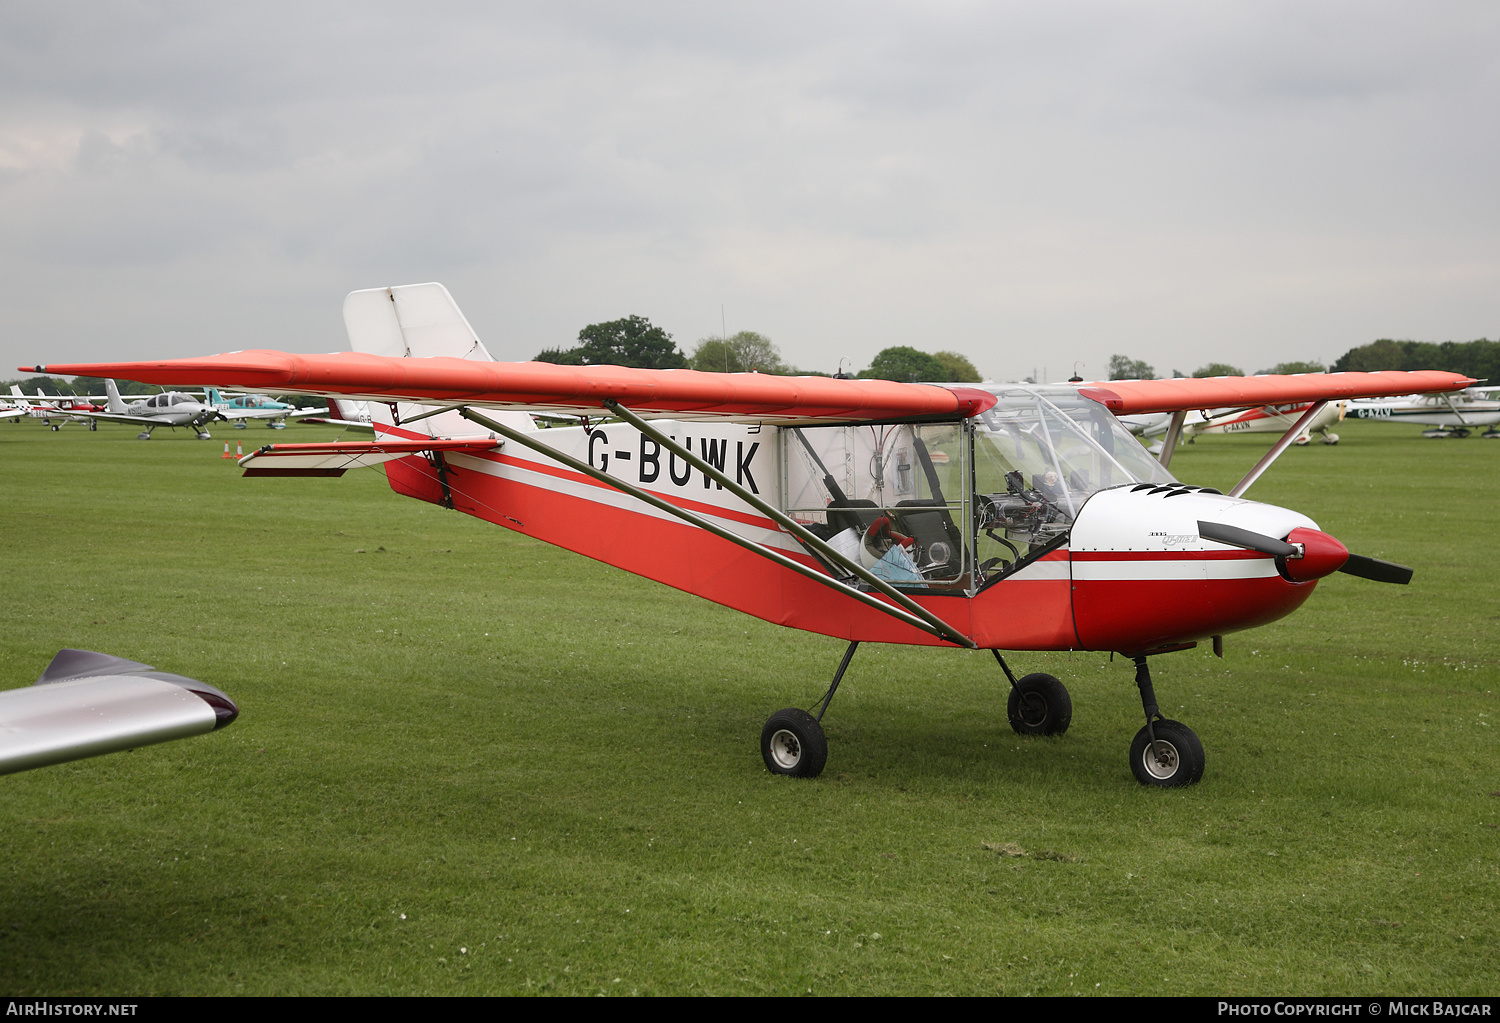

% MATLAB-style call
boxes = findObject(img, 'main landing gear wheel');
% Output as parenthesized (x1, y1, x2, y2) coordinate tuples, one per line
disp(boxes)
(1129, 719, 1205, 787)
(1007, 673, 1072, 735)
(761, 708, 828, 778)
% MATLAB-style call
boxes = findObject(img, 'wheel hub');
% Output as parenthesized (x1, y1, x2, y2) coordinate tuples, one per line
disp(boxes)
(1142, 739, 1180, 780)
(769, 729, 802, 769)
(1018, 692, 1049, 727)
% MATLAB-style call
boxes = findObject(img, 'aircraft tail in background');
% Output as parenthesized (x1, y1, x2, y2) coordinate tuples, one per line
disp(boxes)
(104, 379, 127, 414)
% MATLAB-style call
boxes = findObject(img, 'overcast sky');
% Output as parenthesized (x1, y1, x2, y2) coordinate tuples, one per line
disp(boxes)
(2, 1, 1496, 382)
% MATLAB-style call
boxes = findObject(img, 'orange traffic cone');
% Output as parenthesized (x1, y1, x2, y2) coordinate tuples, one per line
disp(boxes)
(221, 443, 233, 459)
(235, 441, 244, 458)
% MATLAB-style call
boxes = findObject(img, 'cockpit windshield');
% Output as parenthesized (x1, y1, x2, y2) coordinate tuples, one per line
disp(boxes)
(971, 386, 1176, 577)
(778, 385, 1177, 594)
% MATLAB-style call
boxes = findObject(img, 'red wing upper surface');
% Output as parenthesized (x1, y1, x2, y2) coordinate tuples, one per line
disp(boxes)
(27, 352, 1475, 422)
(1078, 371, 1476, 415)
(29, 351, 994, 424)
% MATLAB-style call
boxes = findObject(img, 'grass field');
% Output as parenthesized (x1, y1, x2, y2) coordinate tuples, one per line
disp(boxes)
(0, 417, 1496, 996)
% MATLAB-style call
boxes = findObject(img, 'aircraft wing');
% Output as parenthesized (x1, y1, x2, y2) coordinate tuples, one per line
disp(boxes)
(1077, 371, 1476, 415)
(0, 649, 237, 775)
(216, 406, 330, 421)
(49, 409, 186, 427)
(28, 355, 1473, 424)
(27, 352, 997, 424)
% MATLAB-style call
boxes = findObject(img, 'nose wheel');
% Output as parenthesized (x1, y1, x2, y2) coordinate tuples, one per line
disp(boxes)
(1129, 719, 1204, 786)
(1130, 656, 1205, 787)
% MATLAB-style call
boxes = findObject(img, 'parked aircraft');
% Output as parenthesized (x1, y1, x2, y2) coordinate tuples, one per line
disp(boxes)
(4, 386, 108, 429)
(0, 649, 237, 776)
(51, 380, 322, 438)
(32, 284, 1475, 787)
(1344, 389, 1500, 438)
(204, 387, 327, 429)
(1124, 399, 1343, 450)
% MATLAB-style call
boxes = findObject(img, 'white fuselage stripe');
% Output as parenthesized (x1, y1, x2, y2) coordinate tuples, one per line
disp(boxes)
(1072, 559, 1280, 581)
(446, 451, 806, 556)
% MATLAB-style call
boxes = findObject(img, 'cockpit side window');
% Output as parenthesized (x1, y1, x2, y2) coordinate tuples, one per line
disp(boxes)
(779, 423, 973, 592)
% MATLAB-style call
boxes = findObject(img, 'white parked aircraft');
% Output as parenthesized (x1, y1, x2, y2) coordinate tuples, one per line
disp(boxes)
(1343, 389, 1500, 438)
(8, 385, 107, 429)
(54, 379, 324, 438)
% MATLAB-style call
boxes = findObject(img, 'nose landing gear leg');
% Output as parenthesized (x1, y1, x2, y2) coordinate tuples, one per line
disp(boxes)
(1129, 655, 1204, 787)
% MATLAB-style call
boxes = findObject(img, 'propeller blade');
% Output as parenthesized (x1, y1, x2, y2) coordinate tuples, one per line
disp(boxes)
(1338, 554, 1413, 585)
(1196, 520, 1298, 558)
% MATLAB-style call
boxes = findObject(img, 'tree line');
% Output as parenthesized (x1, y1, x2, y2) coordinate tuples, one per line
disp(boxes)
(0, 375, 160, 397)
(1105, 338, 1496, 382)
(533, 315, 984, 382)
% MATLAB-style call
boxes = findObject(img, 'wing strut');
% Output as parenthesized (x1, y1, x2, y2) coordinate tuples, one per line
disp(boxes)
(1157, 410, 1187, 469)
(456, 407, 976, 648)
(1438, 393, 1470, 426)
(601, 400, 975, 648)
(1227, 401, 1328, 499)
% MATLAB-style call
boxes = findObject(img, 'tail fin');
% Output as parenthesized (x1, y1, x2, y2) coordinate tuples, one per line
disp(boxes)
(10, 385, 23, 400)
(207, 387, 224, 407)
(105, 380, 127, 414)
(342, 283, 494, 362)
(341, 283, 533, 438)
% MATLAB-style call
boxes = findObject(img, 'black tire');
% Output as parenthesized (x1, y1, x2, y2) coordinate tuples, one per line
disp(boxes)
(1007, 673, 1072, 735)
(1129, 719, 1205, 787)
(760, 708, 828, 778)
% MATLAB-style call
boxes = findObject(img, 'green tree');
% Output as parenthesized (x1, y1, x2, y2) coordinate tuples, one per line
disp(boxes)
(932, 350, 982, 383)
(2, 375, 77, 396)
(689, 331, 786, 374)
(1329, 338, 1500, 383)
(1107, 355, 1156, 380)
(66, 376, 158, 397)
(1253, 360, 1327, 375)
(1332, 339, 1406, 373)
(532, 346, 584, 365)
(858, 346, 948, 382)
(534, 315, 685, 369)
(1192, 362, 1245, 378)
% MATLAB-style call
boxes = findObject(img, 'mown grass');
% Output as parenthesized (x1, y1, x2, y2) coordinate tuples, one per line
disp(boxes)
(0, 418, 1495, 996)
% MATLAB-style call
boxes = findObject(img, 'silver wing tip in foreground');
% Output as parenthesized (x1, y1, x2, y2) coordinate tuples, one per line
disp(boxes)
(0, 649, 238, 776)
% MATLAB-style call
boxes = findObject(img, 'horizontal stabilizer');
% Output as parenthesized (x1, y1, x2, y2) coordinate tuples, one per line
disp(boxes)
(239, 437, 501, 477)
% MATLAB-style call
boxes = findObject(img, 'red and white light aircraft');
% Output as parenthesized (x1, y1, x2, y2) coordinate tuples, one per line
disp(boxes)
(1125, 399, 1344, 448)
(30, 284, 1477, 787)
